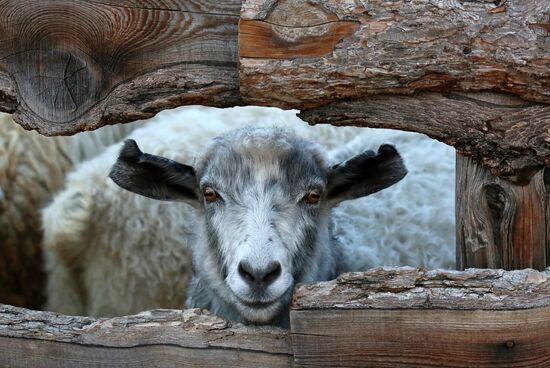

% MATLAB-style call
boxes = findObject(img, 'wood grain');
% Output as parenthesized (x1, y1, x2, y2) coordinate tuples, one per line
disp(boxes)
(240, 0, 550, 109)
(0, 0, 241, 135)
(0, 306, 292, 368)
(457, 154, 548, 270)
(291, 309, 550, 368)
(299, 92, 550, 184)
(239, 1, 359, 58)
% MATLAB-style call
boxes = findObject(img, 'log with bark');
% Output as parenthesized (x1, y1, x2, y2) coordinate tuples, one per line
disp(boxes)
(0, 307, 292, 368)
(1, 267, 550, 367)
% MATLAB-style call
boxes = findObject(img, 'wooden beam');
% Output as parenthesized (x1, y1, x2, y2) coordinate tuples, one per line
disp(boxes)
(0, 0, 241, 135)
(456, 154, 549, 270)
(299, 91, 550, 185)
(291, 309, 550, 368)
(240, 0, 550, 109)
(291, 267, 550, 368)
(0, 306, 292, 368)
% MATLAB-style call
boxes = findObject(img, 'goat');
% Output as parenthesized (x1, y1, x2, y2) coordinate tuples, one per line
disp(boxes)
(109, 126, 407, 326)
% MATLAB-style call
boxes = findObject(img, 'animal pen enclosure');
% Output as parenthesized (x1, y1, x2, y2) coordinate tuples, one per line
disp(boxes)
(0, 0, 549, 367)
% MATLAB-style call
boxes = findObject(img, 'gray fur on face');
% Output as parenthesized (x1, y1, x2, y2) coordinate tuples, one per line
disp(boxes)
(109, 126, 407, 327)
(188, 128, 337, 326)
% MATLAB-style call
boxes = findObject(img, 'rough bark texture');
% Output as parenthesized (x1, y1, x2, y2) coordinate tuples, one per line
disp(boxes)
(240, 0, 550, 108)
(291, 267, 550, 367)
(300, 92, 550, 185)
(0, 306, 292, 368)
(456, 154, 549, 270)
(240, 0, 550, 184)
(0, 0, 241, 135)
(292, 267, 550, 310)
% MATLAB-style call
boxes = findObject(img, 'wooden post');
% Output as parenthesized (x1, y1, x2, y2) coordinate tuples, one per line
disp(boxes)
(456, 155, 549, 270)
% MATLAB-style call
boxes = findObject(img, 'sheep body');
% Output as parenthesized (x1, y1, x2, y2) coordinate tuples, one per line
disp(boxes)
(0, 113, 141, 308)
(43, 106, 455, 317)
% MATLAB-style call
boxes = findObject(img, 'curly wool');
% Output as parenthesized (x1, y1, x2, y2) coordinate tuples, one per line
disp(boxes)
(0, 113, 140, 308)
(43, 105, 455, 318)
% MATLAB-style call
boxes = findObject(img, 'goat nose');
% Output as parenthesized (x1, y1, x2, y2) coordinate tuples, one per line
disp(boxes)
(238, 261, 281, 287)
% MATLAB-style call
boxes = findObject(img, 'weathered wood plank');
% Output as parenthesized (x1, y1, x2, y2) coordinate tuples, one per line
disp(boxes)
(0, 306, 292, 368)
(291, 267, 550, 368)
(291, 309, 550, 368)
(299, 92, 550, 184)
(240, 0, 550, 108)
(456, 154, 549, 270)
(0, 0, 241, 135)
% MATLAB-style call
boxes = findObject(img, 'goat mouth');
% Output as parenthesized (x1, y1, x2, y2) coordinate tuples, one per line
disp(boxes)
(235, 297, 277, 309)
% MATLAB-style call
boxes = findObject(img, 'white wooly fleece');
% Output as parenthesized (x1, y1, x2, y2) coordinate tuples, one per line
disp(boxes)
(0, 112, 141, 309)
(43, 105, 455, 317)
(329, 129, 456, 271)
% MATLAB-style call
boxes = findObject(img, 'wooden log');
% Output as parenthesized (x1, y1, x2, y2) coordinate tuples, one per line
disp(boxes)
(291, 267, 550, 368)
(240, 0, 550, 108)
(0, 0, 241, 135)
(299, 91, 550, 185)
(457, 154, 549, 270)
(0, 306, 292, 368)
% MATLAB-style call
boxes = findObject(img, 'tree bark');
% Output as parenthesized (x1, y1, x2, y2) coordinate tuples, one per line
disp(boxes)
(0, 306, 292, 368)
(240, 0, 550, 108)
(240, 0, 550, 185)
(456, 154, 549, 270)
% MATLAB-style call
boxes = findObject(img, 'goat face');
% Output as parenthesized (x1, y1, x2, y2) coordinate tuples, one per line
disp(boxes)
(109, 127, 407, 324)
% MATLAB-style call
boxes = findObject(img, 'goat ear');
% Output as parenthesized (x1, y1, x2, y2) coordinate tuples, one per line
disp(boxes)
(109, 139, 198, 202)
(326, 144, 407, 204)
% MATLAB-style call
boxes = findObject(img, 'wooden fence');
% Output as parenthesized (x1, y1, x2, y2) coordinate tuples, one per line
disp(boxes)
(1, 1, 550, 366)
(1, 267, 550, 368)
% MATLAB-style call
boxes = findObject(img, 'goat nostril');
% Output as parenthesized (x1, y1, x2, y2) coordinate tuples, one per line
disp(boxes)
(238, 261, 282, 286)
(263, 262, 282, 285)
(238, 261, 255, 282)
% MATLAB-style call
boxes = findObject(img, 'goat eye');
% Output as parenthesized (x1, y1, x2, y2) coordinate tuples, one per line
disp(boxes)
(203, 187, 220, 202)
(304, 189, 321, 204)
